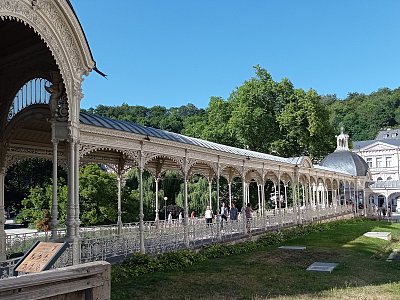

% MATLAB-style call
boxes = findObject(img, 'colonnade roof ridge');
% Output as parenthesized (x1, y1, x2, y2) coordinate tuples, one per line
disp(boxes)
(80, 112, 291, 163)
(80, 112, 354, 178)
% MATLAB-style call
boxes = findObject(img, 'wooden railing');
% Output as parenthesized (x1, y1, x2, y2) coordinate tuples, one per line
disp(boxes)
(0, 261, 110, 300)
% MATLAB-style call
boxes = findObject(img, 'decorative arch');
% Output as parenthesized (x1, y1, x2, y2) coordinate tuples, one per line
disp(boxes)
(325, 178, 333, 190)
(299, 156, 313, 168)
(188, 160, 217, 179)
(220, 165, 242, 182)
(316, 177, 325, 185)
(298, 174, 309, 185)
(7, 77, 51, 122)
(264, 170, 278, 184)
(388, 192, 400, 199)
(244, 169, 263, 184)
(309, 176, 317, 186)
(80, 146, 138, 168)
(332, 179, 339, 190)
(0, 0, 95, 123)
(145, 155, 182, 179)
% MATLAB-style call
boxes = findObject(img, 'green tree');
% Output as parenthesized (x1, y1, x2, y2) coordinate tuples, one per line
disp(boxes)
(79, 164, 118, 226)
(276, 89, 335, 160)
(175, 175, 210, 215)
(227, 66, 280, 152)
(16, 178, 68, 230)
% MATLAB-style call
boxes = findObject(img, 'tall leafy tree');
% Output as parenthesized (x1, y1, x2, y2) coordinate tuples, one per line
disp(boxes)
(227, 66, 282, 152)
(276, 89, 335, 160)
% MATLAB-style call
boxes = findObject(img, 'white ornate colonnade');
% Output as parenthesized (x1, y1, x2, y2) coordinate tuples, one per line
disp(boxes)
(0, 0, 369, 264)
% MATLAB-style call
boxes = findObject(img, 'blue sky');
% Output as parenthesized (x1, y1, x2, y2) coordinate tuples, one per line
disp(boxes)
(71, 0, 400, 110)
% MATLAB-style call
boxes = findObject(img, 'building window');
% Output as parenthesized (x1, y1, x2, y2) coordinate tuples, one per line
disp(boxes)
(376, 157, 382, 168)
(377, 177, 383, 181)
(386, 157, 392, 167)
(387, 177, 392, 180)
(366, 157, 372, 168)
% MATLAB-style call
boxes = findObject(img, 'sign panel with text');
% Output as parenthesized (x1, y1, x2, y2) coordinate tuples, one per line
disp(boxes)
(15, 241, 68, 274)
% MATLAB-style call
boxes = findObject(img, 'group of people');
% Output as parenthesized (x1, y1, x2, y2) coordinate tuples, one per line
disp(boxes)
(165, 203, 254, 233)
(204, 202, 253, 230)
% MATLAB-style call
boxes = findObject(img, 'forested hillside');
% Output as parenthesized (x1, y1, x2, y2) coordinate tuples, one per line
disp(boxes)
(326, 88, 400, 141)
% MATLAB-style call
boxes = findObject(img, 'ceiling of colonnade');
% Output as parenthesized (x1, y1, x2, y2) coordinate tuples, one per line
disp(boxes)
(6, 105, 52, 147)
(0, 20, 58, 129)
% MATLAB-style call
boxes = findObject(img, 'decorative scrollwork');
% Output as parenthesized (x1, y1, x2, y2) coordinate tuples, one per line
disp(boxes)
(56, 93, 69, 121)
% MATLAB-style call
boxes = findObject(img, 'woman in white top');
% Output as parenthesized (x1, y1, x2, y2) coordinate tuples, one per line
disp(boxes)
(205, 206, 213, 225)
(178, 211, 183, 224)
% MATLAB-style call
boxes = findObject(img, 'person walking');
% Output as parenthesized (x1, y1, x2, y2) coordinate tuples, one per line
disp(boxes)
(245, 203, 253, 233)
(190, 210, 195, 224)
(178, 211, 183, 224)
(205, 206, 213, 226)
(229, 203, 238, 221)
(220, 202, 228, 228)
(167, 211, 173, 226)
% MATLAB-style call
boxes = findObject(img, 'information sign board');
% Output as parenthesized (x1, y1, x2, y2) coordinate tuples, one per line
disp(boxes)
(15, 241, 67, 273)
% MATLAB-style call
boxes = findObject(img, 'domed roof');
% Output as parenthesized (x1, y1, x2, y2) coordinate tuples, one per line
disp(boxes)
(320, 127, 369, 176)
(320, 150, 369, 176)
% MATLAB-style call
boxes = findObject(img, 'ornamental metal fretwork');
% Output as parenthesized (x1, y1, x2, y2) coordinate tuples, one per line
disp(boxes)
(7, 78, 51, 122)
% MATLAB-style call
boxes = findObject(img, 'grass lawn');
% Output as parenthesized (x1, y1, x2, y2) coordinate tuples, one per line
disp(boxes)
(111, 219, 400, 300)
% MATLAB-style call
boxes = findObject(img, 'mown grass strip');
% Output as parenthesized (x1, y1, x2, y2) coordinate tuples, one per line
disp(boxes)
(111, 218, 400, 300)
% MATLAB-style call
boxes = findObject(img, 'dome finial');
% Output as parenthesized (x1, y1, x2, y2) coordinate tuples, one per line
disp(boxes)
(336, 127, 349, 151)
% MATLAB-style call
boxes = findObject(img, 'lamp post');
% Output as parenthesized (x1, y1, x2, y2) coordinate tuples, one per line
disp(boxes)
(164, 196, 168, 220)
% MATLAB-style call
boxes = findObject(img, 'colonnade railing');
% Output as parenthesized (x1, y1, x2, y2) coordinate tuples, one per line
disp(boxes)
(2, 205, 355, 278)
(79, 205, 353, 263)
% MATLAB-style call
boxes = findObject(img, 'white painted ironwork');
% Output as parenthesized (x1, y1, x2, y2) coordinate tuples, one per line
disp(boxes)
(7, 78, 51, 122)
(3, 207, 354, 277)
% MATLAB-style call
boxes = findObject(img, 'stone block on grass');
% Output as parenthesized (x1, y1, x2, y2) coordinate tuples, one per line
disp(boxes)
(306, 262, 338, 273)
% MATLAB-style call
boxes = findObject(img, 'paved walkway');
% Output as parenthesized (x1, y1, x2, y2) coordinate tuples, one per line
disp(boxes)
(5, 228, 38, 235)
(5, 220, 37, 235)
(386, 211, 400, 222)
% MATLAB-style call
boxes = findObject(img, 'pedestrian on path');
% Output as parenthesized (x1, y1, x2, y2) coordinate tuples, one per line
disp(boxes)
(167, 212, 173, 226)
(230, 203, 238, 221)
(205, 206, 213, 226)
(190, 211, 195, 224)
(245, 203, 253, 233)
(220, 202, 228, 228)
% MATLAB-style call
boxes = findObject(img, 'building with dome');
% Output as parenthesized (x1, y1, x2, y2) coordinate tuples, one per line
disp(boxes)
(353, 128, 400, 212)
(319, 128, 371, 210)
